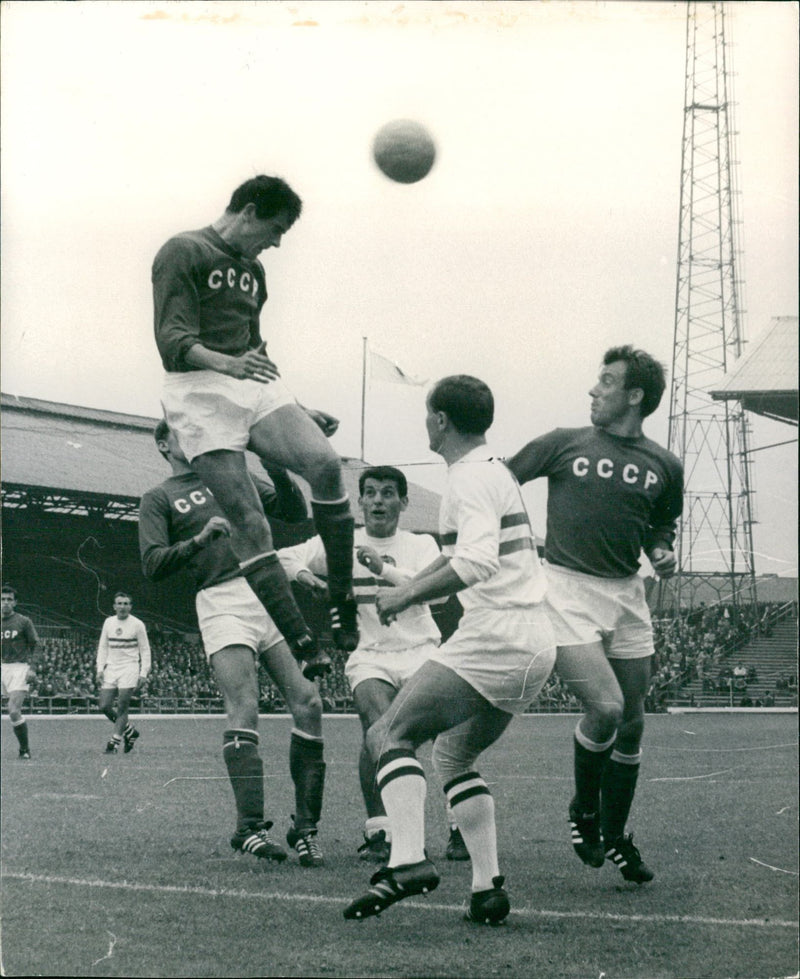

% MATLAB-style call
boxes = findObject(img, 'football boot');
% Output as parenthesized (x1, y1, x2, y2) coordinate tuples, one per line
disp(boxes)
(344, 859, 439, 920)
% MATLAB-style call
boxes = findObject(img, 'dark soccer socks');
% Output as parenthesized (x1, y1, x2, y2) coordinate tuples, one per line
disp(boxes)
(600, 750, 641, 844)
(223, 729, 265, 831)
(11, 718, 30, 755)
(289, 730, 325, 832)
(240, 552, 316, 655)
(310, 498, 359, 652)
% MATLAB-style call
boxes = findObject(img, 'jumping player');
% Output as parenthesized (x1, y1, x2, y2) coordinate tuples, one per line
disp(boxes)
(344, 376, 556, 925)
(279, 465, 468, 863)
(139, 419, 327, 867)
(506, 345, 683, 883)
(152, 175, 358, 674)
(1, 585, 41, 759)
(96, 592, 151, 754)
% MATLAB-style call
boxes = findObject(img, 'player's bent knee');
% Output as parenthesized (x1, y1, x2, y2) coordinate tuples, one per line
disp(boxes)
(291, 685, 323, 728)
(431, 739, 477, 782)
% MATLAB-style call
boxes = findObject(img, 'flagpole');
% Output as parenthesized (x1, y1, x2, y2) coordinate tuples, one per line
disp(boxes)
(360, 336, 367, 461)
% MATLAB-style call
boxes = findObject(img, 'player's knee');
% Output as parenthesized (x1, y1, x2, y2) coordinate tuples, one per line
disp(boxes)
(616, 714, 645, 751)
(291, 682, 322, 729)
(586, 698, 624, 736)
(365, 714, 392, 760)
(302, 449, 342, 497)
(7, 706, 22, 724)
(431, 737, 476, 782)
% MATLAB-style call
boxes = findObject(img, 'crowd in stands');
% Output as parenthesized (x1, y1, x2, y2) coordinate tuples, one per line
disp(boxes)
(17, 600, 794, 713)
(647, 601, 795, 708)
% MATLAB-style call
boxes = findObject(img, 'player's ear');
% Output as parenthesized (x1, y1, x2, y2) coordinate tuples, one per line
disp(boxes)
(628, 387, 644, 409)
(399, 496, 409, 511)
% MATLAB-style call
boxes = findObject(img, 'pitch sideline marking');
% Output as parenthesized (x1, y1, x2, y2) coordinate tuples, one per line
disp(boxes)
(3, 872, 796, 930)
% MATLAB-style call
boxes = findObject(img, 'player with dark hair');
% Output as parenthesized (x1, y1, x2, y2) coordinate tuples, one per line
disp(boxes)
(280, 464, 467, 863)
(96, 592, 151, 754)
(152, 174, 358, 679)
(1, 585, 41, 759)
(344, 376, 556, 925)
(506, 345, 683, 883)
(139, 420, 327, 867)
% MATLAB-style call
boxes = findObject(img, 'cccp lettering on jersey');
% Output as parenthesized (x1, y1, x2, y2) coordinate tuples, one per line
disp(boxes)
(572, 456, 659, 490)
(207, 267, 259, 298)
(174, 489, 211, 514)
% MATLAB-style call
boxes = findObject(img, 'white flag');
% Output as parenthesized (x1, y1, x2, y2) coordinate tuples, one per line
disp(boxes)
(370, 350, 427, 386)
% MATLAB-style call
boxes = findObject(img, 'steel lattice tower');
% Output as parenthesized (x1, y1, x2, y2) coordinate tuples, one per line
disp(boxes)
(665, 1, 757, 615)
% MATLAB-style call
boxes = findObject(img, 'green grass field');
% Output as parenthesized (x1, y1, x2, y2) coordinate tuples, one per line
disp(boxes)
(1, 712, 797, 978)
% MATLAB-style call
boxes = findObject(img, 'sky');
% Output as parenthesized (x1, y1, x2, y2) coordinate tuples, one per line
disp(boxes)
(1, 0, 797, 578)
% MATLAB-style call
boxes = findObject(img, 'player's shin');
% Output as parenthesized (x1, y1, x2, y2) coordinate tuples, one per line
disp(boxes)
(12, 717, 30, 754)
(600, 748, 641, 842)
(240, 553, 316, 655)
(289, 729, 326, 831)
(377, 749, 427, 867)
(573, 725, 615, 814)
(309, 498, 355, 599)
(445, 772, 499, 891)
(223, 729, 264, 830)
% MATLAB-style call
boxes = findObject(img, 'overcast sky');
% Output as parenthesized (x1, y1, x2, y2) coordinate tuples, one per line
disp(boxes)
(1, 1, 797, 577)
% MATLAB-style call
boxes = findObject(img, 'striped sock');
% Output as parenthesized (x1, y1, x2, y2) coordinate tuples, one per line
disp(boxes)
(376, 749, 426, 867)
(445, 772, 498, 892)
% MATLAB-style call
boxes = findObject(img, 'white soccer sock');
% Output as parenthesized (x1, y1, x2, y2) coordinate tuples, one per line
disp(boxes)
(377, 750, 426, 867)
(445, 772, 499, 892)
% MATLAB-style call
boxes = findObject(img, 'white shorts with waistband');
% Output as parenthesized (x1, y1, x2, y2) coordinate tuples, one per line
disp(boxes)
(429, 604, 556, 715)
(101, 660, 141, 690)
(161, 370, 297, 462)
(2, 662, 30, 694)
(345, 643, 439, 693)
(196, 577, 283, 660)
(543, 563, 655, 660)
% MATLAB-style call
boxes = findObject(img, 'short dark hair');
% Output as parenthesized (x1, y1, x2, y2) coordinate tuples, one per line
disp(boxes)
(429, 375, 494, 435)
(603, 345, 666, 418)
(227, 175, 302, 224)
(1, 585, 17, 599)
(359, 466, 408, 498)
(114, 591, 132, 602)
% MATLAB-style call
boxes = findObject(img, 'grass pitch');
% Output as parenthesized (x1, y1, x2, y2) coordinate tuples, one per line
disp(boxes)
(1, 712, 797, 978)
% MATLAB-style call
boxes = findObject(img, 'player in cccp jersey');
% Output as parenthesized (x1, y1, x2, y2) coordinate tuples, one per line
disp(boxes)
(152, 175, 358, 674)
(279, 465, 468, 864)
(507, 345, 684, 884)
(138, 419, 327, 867)
(1, 585, 41, 759)
(96, 592, 151, 754)
(344, 376, 556, 926)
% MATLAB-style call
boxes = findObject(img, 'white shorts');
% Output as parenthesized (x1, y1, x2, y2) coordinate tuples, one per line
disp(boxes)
(2, 662, 30, 694)
(161, 370, 297, 462)
(101, 660, 141, 690)
(345, 643, 439, 693)
(544, 563, 654, 660)
(429, 605, 556, 715)
(196, 577, 283, 660)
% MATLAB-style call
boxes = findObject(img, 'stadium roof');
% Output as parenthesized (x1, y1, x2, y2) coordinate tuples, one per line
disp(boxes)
(0, 394, 442, 531)
(710, 316, 799, 425)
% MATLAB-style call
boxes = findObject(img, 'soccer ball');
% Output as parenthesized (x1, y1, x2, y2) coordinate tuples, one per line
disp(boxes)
(372, 119, 436, 184)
